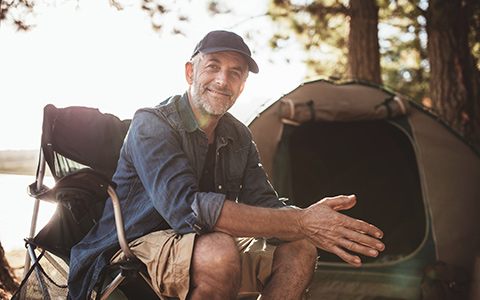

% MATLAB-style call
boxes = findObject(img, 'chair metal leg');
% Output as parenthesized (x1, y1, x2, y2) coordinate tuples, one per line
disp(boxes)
(98, 273, 127, 300)
(24, 151, 47, 277)
(27, 245, 51, 300)
(23, 198, 41, 277)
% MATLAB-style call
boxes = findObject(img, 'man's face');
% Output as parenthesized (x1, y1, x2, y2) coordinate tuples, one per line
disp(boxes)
(187, 51, 248, 117)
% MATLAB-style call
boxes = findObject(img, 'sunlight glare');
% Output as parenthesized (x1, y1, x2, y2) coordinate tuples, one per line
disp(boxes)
(0, 0, 306, 150)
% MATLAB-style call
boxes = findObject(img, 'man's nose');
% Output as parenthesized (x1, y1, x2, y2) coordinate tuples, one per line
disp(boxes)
(214, 70, 228, 87)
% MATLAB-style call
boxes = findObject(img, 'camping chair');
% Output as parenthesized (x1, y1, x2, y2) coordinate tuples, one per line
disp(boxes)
(12, 104, 164, 300)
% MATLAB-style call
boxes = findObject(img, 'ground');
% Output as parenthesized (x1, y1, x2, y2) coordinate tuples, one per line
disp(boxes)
(1, 249, 25, 300)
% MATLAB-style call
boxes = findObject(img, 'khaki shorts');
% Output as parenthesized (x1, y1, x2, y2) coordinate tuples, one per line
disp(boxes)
(111, 230, 278, 300)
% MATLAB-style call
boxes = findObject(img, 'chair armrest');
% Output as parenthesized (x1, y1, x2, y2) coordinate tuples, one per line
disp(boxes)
(107, 186, 135, 260)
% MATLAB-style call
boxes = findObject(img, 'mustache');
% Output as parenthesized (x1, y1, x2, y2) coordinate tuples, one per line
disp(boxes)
(204, 84, 233, 97)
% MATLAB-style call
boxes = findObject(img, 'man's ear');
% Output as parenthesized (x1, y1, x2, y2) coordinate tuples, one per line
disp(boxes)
(185, 61, 194, 85)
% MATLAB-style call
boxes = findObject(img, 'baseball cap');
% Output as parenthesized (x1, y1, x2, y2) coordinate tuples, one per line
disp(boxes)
(191, 30, 259, 74)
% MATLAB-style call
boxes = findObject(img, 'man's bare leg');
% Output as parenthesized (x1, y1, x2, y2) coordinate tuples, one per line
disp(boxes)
(188, 232, 241, 300)
(260, 240, 318, 300)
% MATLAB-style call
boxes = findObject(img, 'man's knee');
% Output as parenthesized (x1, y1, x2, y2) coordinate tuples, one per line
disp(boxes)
(193, 232, 241, 272)
(258, 240, 317, 299)
(190, 232, 241, 298)
(274, 239, 318, 276)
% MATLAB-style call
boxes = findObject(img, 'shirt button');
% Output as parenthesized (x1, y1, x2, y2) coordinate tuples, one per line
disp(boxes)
(218, 185, 222, 190)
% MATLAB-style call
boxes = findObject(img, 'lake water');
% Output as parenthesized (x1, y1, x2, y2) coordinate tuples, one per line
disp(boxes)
(0, 174, 56, 252)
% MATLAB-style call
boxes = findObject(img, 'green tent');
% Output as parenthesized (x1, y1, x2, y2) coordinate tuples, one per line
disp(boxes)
(248, 79, 480, 299)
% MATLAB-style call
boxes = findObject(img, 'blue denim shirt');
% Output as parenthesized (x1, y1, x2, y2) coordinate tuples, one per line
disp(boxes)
(68, 93, 284, 299)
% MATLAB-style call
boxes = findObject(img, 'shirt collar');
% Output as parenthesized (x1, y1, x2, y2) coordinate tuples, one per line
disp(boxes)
(177, 92, 201, 133)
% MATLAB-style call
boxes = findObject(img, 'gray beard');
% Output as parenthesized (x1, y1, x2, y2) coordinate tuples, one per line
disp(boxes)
(192, 84, 235, 116)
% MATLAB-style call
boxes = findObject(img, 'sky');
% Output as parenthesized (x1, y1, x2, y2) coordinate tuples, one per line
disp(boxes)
(0, 0, 307, 150)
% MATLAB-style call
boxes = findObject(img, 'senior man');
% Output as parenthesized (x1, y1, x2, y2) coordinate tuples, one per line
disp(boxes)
(68, 30, 384, 300)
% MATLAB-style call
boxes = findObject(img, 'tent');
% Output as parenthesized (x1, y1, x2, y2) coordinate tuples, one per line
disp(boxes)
(247, 79, 480, 299)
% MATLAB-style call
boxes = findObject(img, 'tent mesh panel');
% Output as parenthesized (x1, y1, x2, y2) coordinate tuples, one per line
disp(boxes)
(12, 250, 69, 300)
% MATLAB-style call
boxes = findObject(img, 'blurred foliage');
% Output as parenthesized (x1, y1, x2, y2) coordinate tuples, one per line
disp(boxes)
(1, 0, 36, 30)
(267, 0, 431, 102)
(108, 0, 192, 34)
(268, 0, 349, 81)
(468, 0, 480, 68)
(0, 0, 194, 34)
(266, 0, 480, 103)
(138, 0, 190, 34)
(2, 0, 478, 104)
(377, 0, 430, 102)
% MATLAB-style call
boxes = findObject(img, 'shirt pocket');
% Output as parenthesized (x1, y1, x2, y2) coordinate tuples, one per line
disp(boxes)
(223, 176, 243, 202)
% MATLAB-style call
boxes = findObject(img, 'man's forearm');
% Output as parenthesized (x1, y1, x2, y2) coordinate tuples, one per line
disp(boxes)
(213, 196, 386, 267)
(213, 200, 304, 240)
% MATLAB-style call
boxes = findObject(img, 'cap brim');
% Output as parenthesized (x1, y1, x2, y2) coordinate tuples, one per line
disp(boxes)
(199, 47, 259, 74)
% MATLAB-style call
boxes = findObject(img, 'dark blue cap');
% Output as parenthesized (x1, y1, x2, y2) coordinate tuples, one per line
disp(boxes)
(191, 30, 259, 74)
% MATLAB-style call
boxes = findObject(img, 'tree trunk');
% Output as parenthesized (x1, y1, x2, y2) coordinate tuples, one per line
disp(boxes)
(348, 0, 382, 84)
(0, 241, 19, 298)
(426, 0, 480, 150)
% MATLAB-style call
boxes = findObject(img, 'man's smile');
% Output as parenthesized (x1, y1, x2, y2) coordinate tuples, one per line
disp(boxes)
(206, 86, 232, 98)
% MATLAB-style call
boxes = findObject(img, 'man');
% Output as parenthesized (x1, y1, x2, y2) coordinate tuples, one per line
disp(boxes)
(68, 30, 385, 300)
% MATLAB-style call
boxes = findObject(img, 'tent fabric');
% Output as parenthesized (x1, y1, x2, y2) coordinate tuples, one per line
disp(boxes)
(248, 79, 480, 298)
(409, 107, 480, 269)
(249, 81, 410, 185)
(278, 82, 410, 124)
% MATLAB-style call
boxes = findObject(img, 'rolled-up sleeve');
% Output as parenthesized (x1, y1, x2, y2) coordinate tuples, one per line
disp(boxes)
(125, 109, 225, 234)
(186, 192, 225, 234)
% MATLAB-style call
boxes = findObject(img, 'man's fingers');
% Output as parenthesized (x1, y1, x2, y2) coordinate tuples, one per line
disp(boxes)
(330, 246, 362, 267)
(317, 196, 382, 239)
(337, 233, 381, 257)
(332, 221, 385, 252)
(318, 231, 383, 267)
(304, 196, 385, 266)
(342, 216, 384, 240)
(319, 194, 357, 211)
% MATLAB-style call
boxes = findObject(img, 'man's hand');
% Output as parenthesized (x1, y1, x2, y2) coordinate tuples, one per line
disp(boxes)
(299, 195, 385, 267)
(214, 194, 384, 267)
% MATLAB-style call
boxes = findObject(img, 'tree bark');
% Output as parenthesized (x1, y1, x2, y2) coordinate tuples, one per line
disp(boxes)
(426, 0, 480, 150)
(347, 0, 382, 84)
(0, 241, 19, 298)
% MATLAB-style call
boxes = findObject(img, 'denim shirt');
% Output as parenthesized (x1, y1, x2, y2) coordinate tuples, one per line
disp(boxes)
(68, 93, 284, 299)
